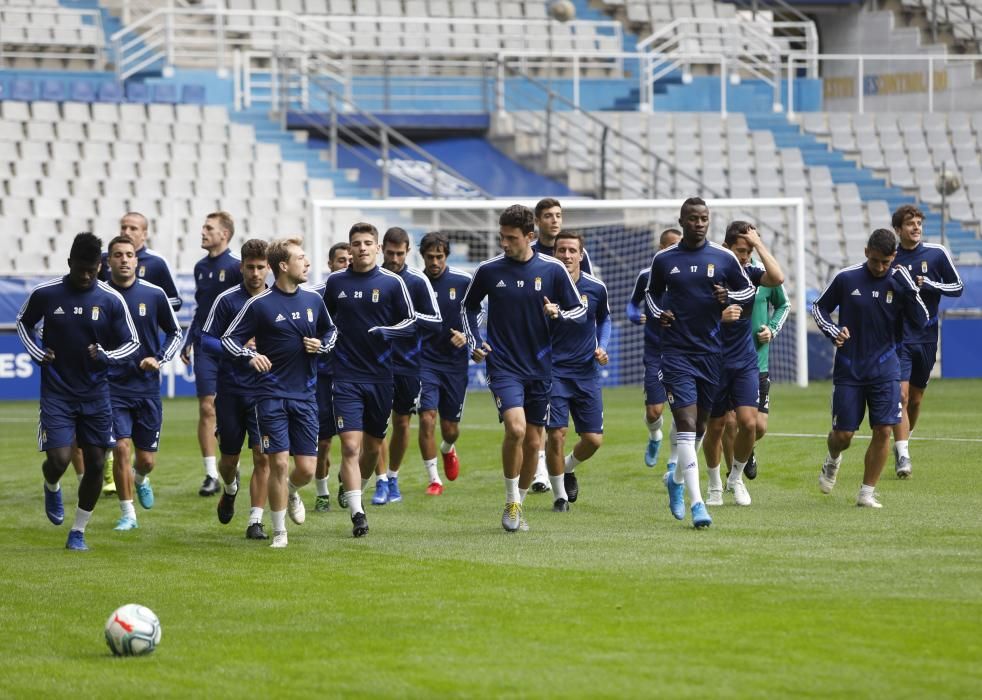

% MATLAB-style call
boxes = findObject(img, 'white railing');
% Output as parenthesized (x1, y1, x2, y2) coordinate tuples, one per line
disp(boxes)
(0, 6, 106, 69)
(110, 7, 351, 82)
(786, 53, 982, 117)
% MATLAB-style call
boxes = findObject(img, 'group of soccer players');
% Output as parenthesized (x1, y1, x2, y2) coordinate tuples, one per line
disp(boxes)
(17, 196, 962, 549)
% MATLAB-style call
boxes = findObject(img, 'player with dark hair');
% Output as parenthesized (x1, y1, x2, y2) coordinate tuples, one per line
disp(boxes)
(646, 198, 756, 528)
(530, 197, 593, 491)
(99, 212, 182, 310)
(702, 221, 783, 507)
(223, 238, 337, 548)
(323, 223, 416, 537)
(181, 212, 243, 498)
(369, 227, 442, 505)
(812, 228, 929, 508)
(104, 235, 182, 531)
(462, 204, 586, 532)
(546, 231, 610, 510)
(889, 204, 963, 478)
(309, 241, 351, 513)
(201, 238, 273, 539)
(418, 231, 473, 495)
(627, 227, 681, 469)
(16, 232, 140, 550)
(92, 211, 181, 494)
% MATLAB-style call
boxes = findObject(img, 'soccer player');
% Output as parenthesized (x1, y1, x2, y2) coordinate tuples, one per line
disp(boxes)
(222, 238, 337, 548)
(323, 223, 416, 537)
(702, 222, 783, 507)
(889, 205, 963, 478)
(201, 239, 273, 539)
(462, 204, 586, 532)
(16, 232, 140, 550)
(626, 228, 681, 469)
(104, 235, 182, 531)
(812, 228, 929, 508)
(546, 231, 610, 511)
(645, 197, 755, 528)
(90, 212, 182, 493)
(310, 242, 351, 513)
(180, 212, 243, 497)
(418, 231, 473, 495)
(99, 212, 182, 310)
(721, 242, 790, 481)
(530, 197, 593, 492)
(370, 227, 442, 506)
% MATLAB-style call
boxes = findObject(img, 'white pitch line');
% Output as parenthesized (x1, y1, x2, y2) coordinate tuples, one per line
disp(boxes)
(767, 432, 982, 443)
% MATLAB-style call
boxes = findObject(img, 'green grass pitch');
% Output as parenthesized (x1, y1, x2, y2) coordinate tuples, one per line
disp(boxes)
(0, 381, 980, 698)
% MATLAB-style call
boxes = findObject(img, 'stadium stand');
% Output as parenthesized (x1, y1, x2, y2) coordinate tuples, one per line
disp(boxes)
(0, 2, 107, 71)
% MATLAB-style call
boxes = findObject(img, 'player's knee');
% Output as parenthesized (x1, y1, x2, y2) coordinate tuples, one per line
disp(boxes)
(831, 430, 854, 448)
(441, 420, 459, 443)
(199, 400, 216, 421)
(583, 432, 603, 450)
(645, 404, 663, 422)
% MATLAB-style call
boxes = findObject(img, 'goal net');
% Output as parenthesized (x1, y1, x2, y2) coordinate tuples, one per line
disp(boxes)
(311, 198, 808, 389)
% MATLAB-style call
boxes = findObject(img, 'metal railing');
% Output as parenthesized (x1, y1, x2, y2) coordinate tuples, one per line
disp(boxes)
(255, 50, 493, 200)
(110, 7, 351, 82)
(786, 53, 982, 116)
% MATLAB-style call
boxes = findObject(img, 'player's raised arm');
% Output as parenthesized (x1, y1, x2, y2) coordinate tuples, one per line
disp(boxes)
(740, 226, 784, 287)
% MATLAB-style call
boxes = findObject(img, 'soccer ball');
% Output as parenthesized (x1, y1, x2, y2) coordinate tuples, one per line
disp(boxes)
(549, 0, 576, 22)
(105, 604, 161, 657)
(935, 170, 961, 196)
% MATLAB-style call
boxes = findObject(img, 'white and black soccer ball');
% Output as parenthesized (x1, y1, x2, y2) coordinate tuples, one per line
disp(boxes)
(935, 170, 961, 196)
(549, 0, 576, 22)
(105, 604, 161, 657)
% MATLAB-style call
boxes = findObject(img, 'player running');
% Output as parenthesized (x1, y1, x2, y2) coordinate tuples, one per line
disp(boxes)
(546, 231, 610, 511)
(462, 204, 586, 532)
(889, 205, 963, 478)
(323, 223, 416, 537)
(201, 239, 273, 540)
(222, 238, 337, 548)
(104, 235, 182, 531)
(702, 221, 783, 507)
(645, 198, 756, 528)
(626, 228, 681, 469)
(17, 232, 140, 550)
(309, 242, 351, 512)
(370, 227, 442, 506)
(418, 232, 473, 495)
(812, 228, 929, 508)
(180, 212, 243, 498)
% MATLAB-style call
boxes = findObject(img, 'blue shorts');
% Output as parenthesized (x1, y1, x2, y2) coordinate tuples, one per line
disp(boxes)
(644, 358, 668, 406)
(832, 381, 902, 432)
(333, 380, 393, 439)
(488, 374, 550, 426)
(255, 397, 319, 456)
(38, 395, 115, 451)
(392, 373, 421, 416)
(215, 391, 262, 456)
(710, 357, 761, 418)
(316, 376, 337, 440)
(193, 344, 218, 397)
(898, 342, 936, 389)
(660, 352, 721, 411)
(419, 365, 468, 422)
(547, 376, 604, 434)
(111, 394, 163, 452)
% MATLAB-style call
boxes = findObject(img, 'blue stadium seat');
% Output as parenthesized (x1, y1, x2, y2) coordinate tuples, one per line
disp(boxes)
(182, 84, 206, 104)
(97, 81, 124, 102)
(11, 78, 37, 101)
(126, 82, 150, 103)
(151, 83, 178, 104)
(70, 80, 97, 102)
(41, 79, 66, 102)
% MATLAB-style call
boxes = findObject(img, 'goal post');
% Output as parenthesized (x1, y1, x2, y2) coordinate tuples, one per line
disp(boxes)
(311, 197, 808, 387)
